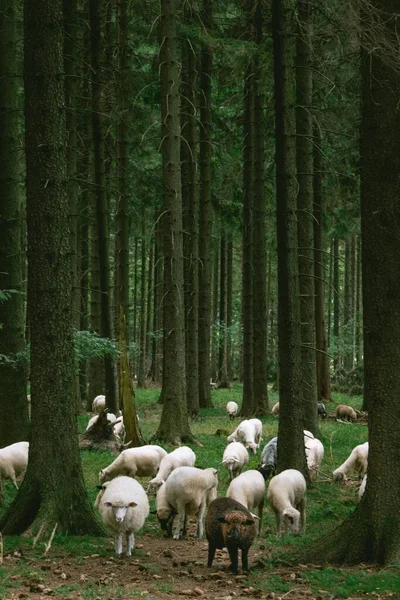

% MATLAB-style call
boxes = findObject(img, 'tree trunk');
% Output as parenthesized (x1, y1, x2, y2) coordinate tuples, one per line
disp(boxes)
(300, 4, 400, 562)
(343, 235, 352, 371)
(137, 210, 147, 389)
(252, 0, 268, 416)
(327, 239, 333, 347)
(0, 0, 104, 534)
(333, 237, 340, 372)
(146, 239, 153, 373)
(211, 244, 219, 383)
(153, 0, 197, 445)
(89, 0, 117, 413)
(296, 0, 318, 433)
(0, 0, 30, 446)
(273, 0, 307, 476)
(355, 234, 362, 365)
(151, 213, 162, 384)
(226, 234, 234, 381)
(132, 236, 138, 377)
(198, 0, 213, 409)
(217, 235, 230, 388)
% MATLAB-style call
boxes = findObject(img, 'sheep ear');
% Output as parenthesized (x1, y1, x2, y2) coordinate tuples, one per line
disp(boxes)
(217, 517, 226, 524)
(103, 501, 112, 507)
(212, 468, 218, 475)
(245, 519, 255, 526)
(129, 502, 138, 508)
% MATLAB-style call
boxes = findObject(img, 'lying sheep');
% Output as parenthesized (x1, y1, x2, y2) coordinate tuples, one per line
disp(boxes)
(226, 401, 239, 420)
(221, 442, 249, 480)
(304, 437, 324, 480)
(318, 402, 327, 418)
(92, 394, 106, 413)
(162, 466, 218, 540)
(0, 441, 29, 492)
(335, 404, 357, 422)
(332, 441, 368, 483)
(147, 446, 196, 495)
(271, 402, 279, 416)
(267, 469, 307, 536)
(206, 497, 257, 574)
(86, 413, 117, 430)
(96, 475, 149, 556)
(359, 474, 367, 500)
(259, 437, 278, 481)
(226, 470, 265, 533)
(99, 445, 167, 484)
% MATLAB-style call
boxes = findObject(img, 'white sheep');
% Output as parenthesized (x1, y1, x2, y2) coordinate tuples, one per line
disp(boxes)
(113, 417, 126, 443)
(267, 469, 307, 536)
(226, 401, 239, 420)
(227, 419, 261, 453)
(99, 445, 167, 484)
(96, 475, 149, 556)
(304, 437, 324, 480)
(163, 466, 218, 540)
(359, 474, 367, 500)
(248, 418, 263, 447)
(332, 442, 368, 483)
(271, 402, 279, 416)
(226, 469, 265, 533)
(0, 441, 29, 491)
(153, 481, 176, 536)
(221, 441, 249, 480)
(86, 413, 117, 430)
(146, 446, 196, 495)
(92, 394, 106, 413)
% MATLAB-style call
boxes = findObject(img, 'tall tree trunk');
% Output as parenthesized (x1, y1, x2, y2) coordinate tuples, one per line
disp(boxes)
(146, 239, 153, 373)
(226, 234, 233, 381)
(211, 245, 219, 383)
(343, 235, 352, 371)
(137, 210, 147, 388)
(198, 0, 213, 408)
(301, 3, 400, 562)
(181, 34, 200, 415)
(0, 0, 103, 534)
(327, 239, 334, 347)
(0, 0, 30, 445)
(273, 0, 307, 476)
(333, 237, 340, 372)
(132, 236, 138, 377)
(154, 0, 197, 445)
(350, 232, 357, 370)
(356, 234, 363, 365)
(217, 234, 230, 388)
(252, 0, 268, 416)
(89, 0, 117, 413)
(314, 129, 331, 402)
(240, 59, 255, 417)
(151, 214, 162, 384)
(296, 0, 318, 433)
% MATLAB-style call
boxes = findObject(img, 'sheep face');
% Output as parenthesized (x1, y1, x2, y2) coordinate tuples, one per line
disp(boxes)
(104, 500, 137, 524)
(281, 508, 300, 534)
(332, 470, 345, 483)
(147, 479, 163, 495)
(218, 511, 255, 543)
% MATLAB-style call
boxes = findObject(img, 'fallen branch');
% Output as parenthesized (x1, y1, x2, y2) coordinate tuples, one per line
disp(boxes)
(33, 521, 46, 548)
(44, 522, 58, 556)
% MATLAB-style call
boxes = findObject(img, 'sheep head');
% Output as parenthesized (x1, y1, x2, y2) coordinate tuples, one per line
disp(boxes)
(217, 510, 255, 543)
(281, 507, 300, 534)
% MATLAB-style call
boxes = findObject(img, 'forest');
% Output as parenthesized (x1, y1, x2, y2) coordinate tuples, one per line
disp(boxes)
(0, 0, 399, 598)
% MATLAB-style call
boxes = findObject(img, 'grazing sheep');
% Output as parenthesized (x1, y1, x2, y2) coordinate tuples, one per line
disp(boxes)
(221, 442, 249, 480)
(96, 475, 149, 556)
(99, 445, 167, 484)
(146, 446, 196, 495)
(332, 441, 368, 483)
(226, 401, 239, 420)
(153, 481, 176, 536)
(226, 470, 265, 533)
(0, 441, 29, 492)
(271, 402, 280, 416)
(227, 420, 261, 454)
(304, 437, 324, 480)
(163, 466, 218, 540)
(112, 417, 126, 444)
(359, 474, 367, 500)
(92, 394, 106, 413)
(267, 469, 307, 536)
(206, 497, 257, 574)
(259, 437, 278, 481)
(86, 413, 117, 430)
(318, 402, 327, 418)
(335, 404, 357, 422)
(247, 418, 263, 449)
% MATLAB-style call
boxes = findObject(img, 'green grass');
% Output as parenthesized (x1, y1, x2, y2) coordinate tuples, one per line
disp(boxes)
(1, 385, 393, 599)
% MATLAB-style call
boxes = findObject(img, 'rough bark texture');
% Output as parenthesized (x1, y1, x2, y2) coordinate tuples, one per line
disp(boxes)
(137, 212, 147, 388)
(0, 0, 104, 535)
(198, 0, 213, 408)
(217, 235, 230, 388)
(226, 235, 233, 381)
(296, 0, 318, 433)
(151, 213, 162, 384)
(273, 0, 307, 476)
(0, 0, 30, 445)
(154, 0, 197, 445)
(333, 237, 340, 372)
(299, 1, 400, 564)
(211, 246, 219, 383)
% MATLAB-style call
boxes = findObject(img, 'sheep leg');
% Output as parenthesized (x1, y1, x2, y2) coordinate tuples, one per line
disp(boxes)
(241, 547, 250, 573)
(257, 500, 264, 535)
(196, 499, 207, 539)
(173, 501, 186, 540)
(275, 512, 282, 537)
(114, 533, 123, 556)
(298, 499, 306, 534)
(207, 542, 216, 568)
(126, 532, 135, 556)
(227, 545, 239, 574)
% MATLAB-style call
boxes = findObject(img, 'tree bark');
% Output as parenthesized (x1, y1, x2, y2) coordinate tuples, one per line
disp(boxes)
(151, 213, 162, 384)
(0, 0, 104, 534)
(333, 237, 340, 372)
(217, 234, 230, 388)
(273, 0, 307, 476)
(0, 0, 30, 445)
(211, 244, 219, 383)
(137, 210, 147, 388)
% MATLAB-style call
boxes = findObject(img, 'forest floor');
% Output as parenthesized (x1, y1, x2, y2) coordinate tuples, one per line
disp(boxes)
(1, 385, 399, 600)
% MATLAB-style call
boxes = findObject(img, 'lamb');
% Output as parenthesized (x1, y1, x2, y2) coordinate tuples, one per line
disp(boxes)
(99, 445, 167, 484)
(162, 466, 218, 540)
(221, 442, 249, 480)
(0, 441, 29, 492)
(247, 418, 263, 449)
(318, 402, 327, 418)
(335, 404, 357, 422)
(206, 497, 257, 574)
(86, 412, 117, 430)
(227, 419, 261, 453)
(226, 401, 239, 420)
(96, 475, 149, 556)
(271, 402, 280, 416)
(146, 446, 196, 495)
(92, 394, 106, 413)
(359, 474, 367, 500)
(267, 469, 307, 536)
(304, 437, 324, 480)
(332, 441, 368, 483)
(112, 417, 125, 444)
(259, 437, 278, 481)
(226, 470, 265, 533)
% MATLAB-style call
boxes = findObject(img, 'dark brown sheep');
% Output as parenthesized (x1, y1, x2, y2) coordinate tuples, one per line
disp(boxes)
(205, 497, 257, 574)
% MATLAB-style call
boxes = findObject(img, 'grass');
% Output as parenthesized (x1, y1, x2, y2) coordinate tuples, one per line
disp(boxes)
(1, 385, 396, 599)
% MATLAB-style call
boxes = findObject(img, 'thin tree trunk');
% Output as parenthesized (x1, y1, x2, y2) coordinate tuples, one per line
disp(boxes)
(218, 234, 230, 388)
(333, 237, 340, 372)
(146, 240, 153, 373)
(151, 213, 162, 384)
(227, 234, 233, 381)
(343, 235, 352, 371)
(211, 244, 219, 383)
(132, 237, 138, 377)
(356, 234, 363, 366)
(327, 239, 334, 347)
(137, 210, 147, 389)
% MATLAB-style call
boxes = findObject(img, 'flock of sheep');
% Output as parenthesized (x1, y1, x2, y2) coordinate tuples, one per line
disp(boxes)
(0, 397, 368, 574)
